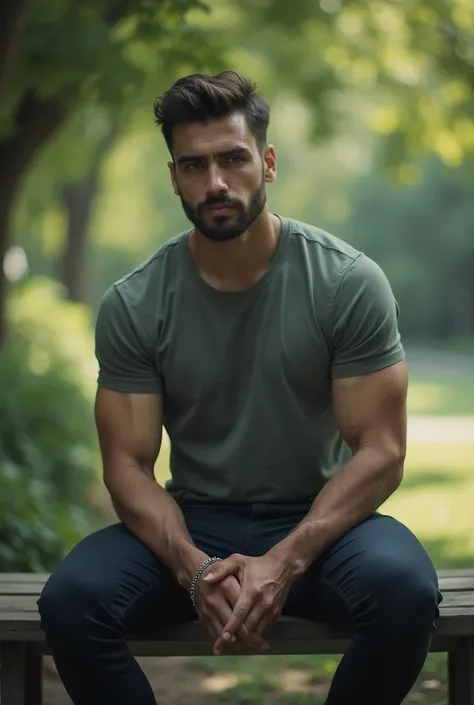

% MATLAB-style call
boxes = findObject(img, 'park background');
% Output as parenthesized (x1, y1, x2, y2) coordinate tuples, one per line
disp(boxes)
(0, 1, 473, 703)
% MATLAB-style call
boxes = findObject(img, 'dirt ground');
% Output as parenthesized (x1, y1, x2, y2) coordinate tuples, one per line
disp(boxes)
(43, 656, 218, 705)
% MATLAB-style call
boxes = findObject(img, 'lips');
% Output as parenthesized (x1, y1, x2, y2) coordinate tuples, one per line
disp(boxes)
(204, 203, 235, 214)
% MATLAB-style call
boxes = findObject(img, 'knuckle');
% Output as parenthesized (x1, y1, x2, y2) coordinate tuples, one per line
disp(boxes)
(221, 577, 234, 592)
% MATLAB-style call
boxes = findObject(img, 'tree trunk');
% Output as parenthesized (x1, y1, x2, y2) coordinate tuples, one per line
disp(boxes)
(0, 92, 67, 344)
(0, 0, 30, 102)
(59, 123, 119, 302)
(60, 173, 99, 303)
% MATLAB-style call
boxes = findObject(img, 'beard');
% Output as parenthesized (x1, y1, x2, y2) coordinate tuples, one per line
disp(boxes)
(179, 175, 267, 242)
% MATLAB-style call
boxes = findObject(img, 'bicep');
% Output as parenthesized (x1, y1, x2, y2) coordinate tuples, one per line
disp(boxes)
(332, 361, 408, 457)
(95, 388, 163, 477)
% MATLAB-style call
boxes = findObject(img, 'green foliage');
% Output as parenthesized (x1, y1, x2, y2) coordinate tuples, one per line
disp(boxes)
(217, 0, 474, 165)
(1, 0, 222, 134)
(0, 278, 101, 571)
(5, 0, 226, 268)
(341, 158, 474, 338)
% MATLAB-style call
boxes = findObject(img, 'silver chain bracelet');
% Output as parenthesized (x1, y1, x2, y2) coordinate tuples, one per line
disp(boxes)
(190, 556, 222, 611)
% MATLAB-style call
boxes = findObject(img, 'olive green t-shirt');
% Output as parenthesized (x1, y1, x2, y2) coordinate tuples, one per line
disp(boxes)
(95, 216, 405, 504)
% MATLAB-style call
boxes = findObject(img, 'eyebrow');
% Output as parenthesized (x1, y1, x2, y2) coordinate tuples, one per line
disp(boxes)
(176, 146, 251, 166)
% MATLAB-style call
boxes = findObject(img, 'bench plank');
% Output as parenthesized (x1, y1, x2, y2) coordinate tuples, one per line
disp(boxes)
(2, 598, 474, 642)
(0, 570, 474, 596)
(1, 572, 472, 592)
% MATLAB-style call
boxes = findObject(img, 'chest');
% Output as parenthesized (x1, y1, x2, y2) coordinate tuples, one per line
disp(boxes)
(155, 278, 331, 407)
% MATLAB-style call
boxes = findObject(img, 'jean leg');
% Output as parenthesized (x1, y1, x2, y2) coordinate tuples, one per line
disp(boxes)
(37, 503, 256, 705)
(38, 523, 194, 705)
(285, 514, 442, 705)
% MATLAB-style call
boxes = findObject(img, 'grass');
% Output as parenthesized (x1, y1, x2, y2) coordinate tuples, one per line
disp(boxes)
(385, 443, 474, 566)
(407, 377, 474, 415)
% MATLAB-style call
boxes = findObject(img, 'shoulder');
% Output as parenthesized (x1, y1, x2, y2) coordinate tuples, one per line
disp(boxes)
(111, 230, 189, 307)
(96, 229, 189, 346)
(284, 217, 362, 264)
(282, 216, 385, 293)
(283, 216, 393, 289)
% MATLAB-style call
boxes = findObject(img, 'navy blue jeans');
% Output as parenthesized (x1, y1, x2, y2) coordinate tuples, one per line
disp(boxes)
(38, 504, 442, 705)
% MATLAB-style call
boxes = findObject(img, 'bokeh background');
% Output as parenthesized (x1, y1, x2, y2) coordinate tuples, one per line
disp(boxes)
(1, 1, 473, 703)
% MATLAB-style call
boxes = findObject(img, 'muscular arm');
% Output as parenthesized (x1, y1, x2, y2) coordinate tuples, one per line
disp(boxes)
(269, 361, 408, 574)
(95, 388, 208, 589)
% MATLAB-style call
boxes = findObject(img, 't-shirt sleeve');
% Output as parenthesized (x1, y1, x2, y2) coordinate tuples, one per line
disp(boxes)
(95, 284, 163, 394)
(330, 254, 405, 379)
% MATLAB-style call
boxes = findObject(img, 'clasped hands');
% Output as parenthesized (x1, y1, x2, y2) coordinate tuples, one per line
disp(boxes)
(195, 553, 295, 655)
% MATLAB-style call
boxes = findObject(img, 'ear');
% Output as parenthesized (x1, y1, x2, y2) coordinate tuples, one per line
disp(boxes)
(168, 161, 180, 195)
(263, 145, 277, 183)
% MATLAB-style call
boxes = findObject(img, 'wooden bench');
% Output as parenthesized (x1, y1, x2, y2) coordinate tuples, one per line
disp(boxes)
(1, 569, 473, 705)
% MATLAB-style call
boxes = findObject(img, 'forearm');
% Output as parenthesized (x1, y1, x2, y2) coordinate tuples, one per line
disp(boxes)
(269, 448, 404, 574)
(105, 463, 208, 589)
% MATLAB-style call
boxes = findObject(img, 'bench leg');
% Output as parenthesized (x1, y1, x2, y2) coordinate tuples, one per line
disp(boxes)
(25, 644, 43, 705)
(448, 637, 474, 705)
(0, 642, 42, 705)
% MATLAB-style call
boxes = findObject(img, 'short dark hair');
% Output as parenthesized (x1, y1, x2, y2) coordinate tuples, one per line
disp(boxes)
(154, 70, 270, 154)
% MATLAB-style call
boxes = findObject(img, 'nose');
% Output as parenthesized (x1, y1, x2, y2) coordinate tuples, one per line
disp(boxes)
(206, 162, 228, 196)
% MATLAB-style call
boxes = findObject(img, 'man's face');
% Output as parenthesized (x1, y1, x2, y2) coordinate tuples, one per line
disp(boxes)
(169, 112, 276, 242)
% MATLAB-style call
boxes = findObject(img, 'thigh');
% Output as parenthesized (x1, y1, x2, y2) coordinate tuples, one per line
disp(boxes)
(284, 513, 440, 622)
(39, 522, 194, 636)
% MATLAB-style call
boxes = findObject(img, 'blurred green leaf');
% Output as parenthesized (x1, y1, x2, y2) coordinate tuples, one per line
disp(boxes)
(0, 277, 102, 571)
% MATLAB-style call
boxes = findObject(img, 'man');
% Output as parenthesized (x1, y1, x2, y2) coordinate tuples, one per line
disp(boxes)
(38, 70, 442, 705)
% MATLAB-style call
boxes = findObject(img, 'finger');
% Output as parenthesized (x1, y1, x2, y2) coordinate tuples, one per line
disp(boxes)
(253, 606, 281, 645)
(221, 595, 254, 641)
(219, 581, 261, 649)
(238, 623, 270, 652)
(202, 556, 240, 584)
(238, 603, 271, 652)
(204, 599, 241, 656)
(242, 602, 267, 635)
(204, 613, 224, 646)
(198, 598, 231, 648)
(216, 578, 266, 652)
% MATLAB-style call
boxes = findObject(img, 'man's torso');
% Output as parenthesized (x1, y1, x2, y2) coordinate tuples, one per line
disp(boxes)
(98, 216, 403, 503)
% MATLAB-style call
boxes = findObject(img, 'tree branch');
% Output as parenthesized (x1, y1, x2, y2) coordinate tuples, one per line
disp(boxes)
(0, 0, 30, 102)
(0, 91, 67, 185)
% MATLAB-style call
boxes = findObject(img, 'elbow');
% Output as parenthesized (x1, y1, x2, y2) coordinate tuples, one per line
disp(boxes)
(363, 441, 405, 488)
(386, 446, 406, 489)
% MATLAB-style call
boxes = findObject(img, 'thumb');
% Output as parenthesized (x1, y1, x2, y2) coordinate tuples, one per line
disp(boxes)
(203, 556, 239, 583)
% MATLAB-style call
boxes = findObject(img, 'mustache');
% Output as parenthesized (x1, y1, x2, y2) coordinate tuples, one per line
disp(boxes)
(199, 196, 242, 209)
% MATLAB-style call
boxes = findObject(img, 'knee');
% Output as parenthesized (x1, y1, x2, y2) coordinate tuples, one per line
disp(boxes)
(392, 568, 440, 623)
(360, 558, 440, 628)
(38, 570, 113, 642)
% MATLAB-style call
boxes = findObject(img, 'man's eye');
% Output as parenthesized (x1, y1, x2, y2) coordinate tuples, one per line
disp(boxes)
(184, 162, 205, 171)
(223, 154, 245, 164)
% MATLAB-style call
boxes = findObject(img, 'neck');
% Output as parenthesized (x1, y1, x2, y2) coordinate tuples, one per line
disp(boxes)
(189, 209, 281, 292)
